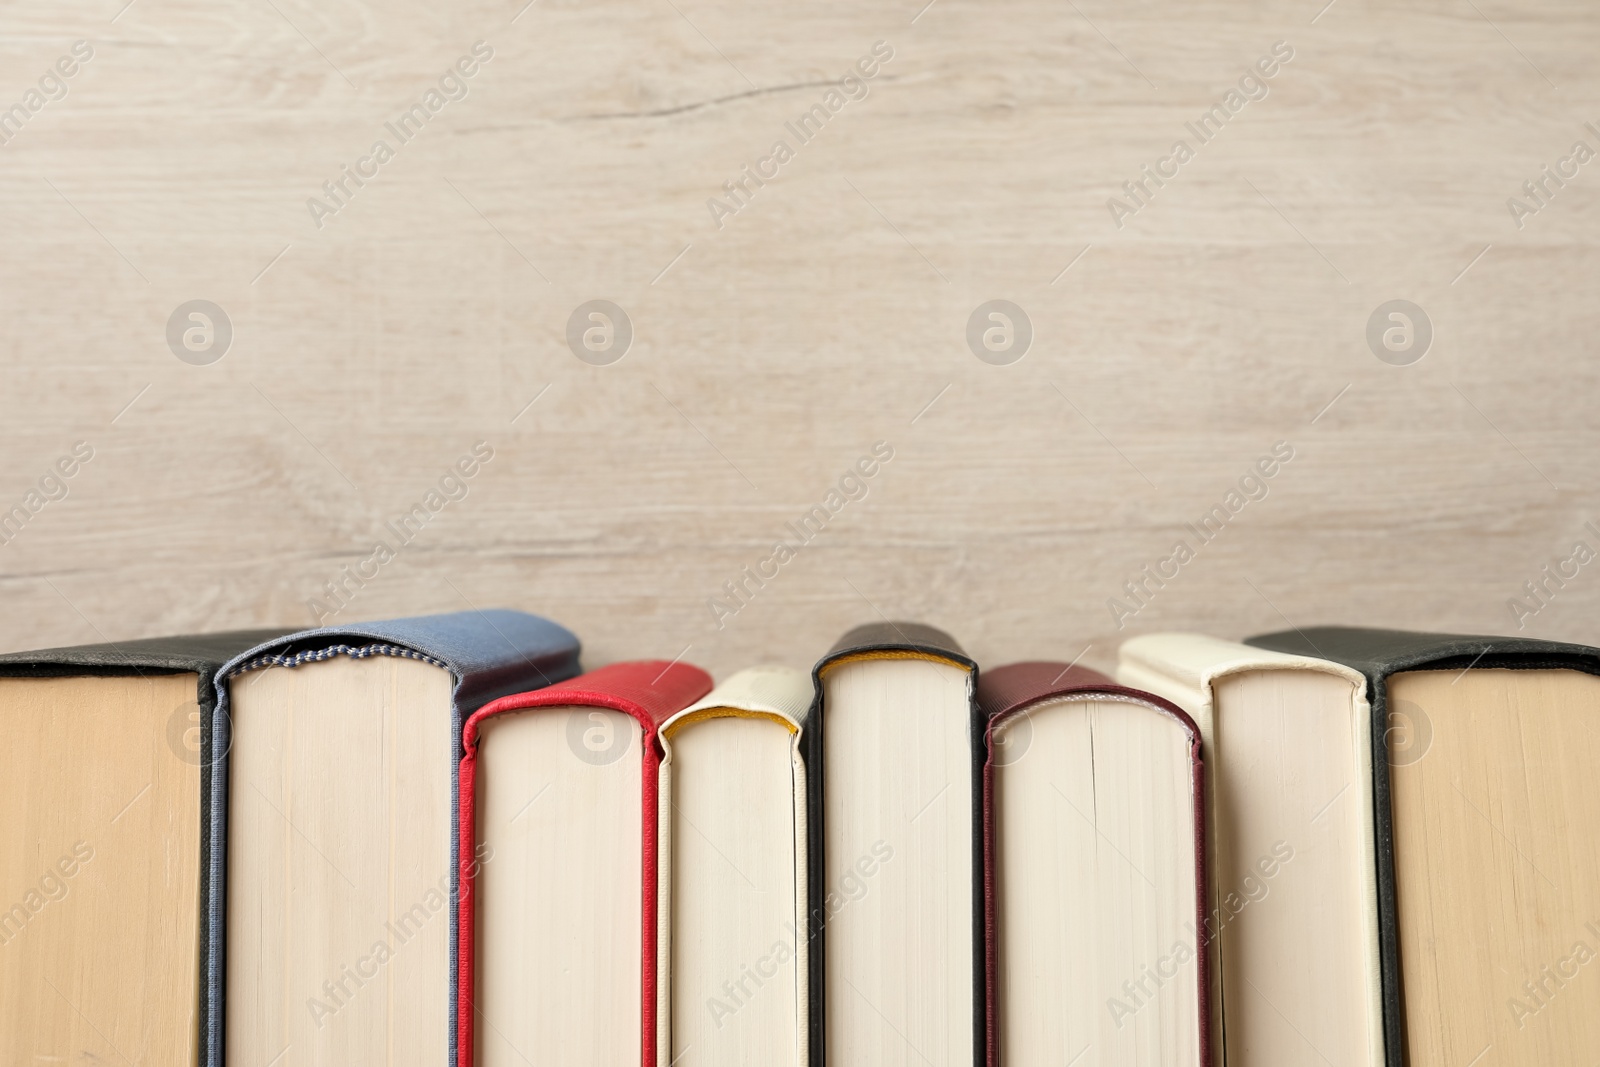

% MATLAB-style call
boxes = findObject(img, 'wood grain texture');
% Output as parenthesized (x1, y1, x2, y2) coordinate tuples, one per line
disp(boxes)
(1, 0, 1599, 687)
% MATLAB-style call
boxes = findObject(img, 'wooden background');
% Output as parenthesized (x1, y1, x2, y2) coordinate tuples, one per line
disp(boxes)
(2, 0, 1598, 680)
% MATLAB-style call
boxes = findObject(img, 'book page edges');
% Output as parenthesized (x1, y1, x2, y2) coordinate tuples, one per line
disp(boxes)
(655, 685, 810, 1067)
(1116, 632, 1384, 1067)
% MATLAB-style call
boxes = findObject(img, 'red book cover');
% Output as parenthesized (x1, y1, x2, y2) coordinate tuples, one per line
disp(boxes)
(977, 661, 1211, 1067)
(456, 660, 713, 1067)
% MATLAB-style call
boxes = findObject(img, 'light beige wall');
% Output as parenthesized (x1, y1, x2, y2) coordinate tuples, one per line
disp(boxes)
(2, 0, 1597, 677)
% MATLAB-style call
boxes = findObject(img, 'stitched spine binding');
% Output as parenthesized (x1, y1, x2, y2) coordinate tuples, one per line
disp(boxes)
(225, 643, 451, 677)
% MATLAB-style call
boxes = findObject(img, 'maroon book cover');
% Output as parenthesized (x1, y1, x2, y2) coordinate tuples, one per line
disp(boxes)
(978, 661, 1210, 1067)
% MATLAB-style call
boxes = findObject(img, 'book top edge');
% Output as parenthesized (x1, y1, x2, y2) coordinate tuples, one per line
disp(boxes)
(0, 628, 291, 678)
(667, 664, 812, 731)
(1245, 625, 1600, 683)
(1121, 631, 1369, 694)
(470, 659, 714, 737)
(976, 660, 1113, 721)
(817, 621, 973, 675)
(214, 609, 583, 718)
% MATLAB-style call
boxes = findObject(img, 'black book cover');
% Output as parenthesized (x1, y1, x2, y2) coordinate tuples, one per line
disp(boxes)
(804, 621, 981, 1067)
(0, 627, 291, 1057)
(1245, 625, 1600, 1067)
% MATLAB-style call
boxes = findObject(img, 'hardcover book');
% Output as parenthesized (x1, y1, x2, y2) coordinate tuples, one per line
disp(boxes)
(0, 627, 286, 1067)
(211, 610, 581, 1067)
(806, 622, 982, 1067)
(456, 659, 713, 1067)
(1118, 633, 1383, 1067)
(656, 665, 814, 1067)
(980, 661, 1209, 1067)
(1246, 626, 1600, 1066)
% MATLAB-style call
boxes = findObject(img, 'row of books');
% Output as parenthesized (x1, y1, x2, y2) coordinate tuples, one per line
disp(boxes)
(2, 610, 1595, 1066)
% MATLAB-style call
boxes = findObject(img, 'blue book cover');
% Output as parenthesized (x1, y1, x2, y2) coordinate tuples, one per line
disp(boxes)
(206, 609, 580, 1067)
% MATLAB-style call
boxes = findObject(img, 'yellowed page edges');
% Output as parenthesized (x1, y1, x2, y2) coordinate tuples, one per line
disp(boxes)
(665, 663, 812, 737)
(662, 706, 797, 741)
(817, 648, 971, 679)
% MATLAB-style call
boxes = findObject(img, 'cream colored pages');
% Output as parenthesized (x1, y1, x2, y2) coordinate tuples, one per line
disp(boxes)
(1118, 633, 1383, 1067)
(475, 705, 642, 1066)
(1208, 670, 1373, 1066)
(227, 656, 453, 1067)
(0, 673, 202, 1066)
(823, 656, 972, 1067)
(1388, 668, 1600, 1066)
(658, 665, 811, 1067)
(993, 694, 1200, 1066)
(662, 717, 799, 1067)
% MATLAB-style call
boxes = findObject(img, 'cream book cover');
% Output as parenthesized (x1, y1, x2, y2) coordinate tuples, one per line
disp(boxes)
(657, 665, 812, 1067)
(1119, 633, 1384, 1067)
